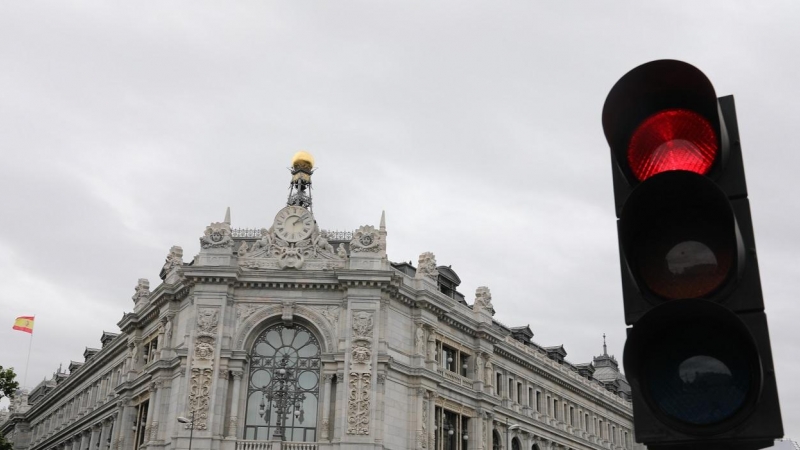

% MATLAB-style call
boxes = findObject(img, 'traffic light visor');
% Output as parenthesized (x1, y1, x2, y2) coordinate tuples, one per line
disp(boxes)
(619, 171, 739, 300)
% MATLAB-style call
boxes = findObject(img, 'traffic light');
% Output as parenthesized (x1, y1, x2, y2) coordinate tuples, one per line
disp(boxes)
(601, 60, 783, 450)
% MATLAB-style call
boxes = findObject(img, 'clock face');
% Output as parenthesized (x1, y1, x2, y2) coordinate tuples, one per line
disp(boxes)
(273, 206, 315, 242)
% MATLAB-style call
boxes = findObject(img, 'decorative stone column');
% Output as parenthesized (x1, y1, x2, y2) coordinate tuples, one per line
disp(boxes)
(415, 388, 426, 450)
(98, 420, 111, 450)
(88, 426, 100, 450)
(143, 382, 157, 443)
(375, 373, 387, 445)
(118, 401, 133, 450)
(227, 370, 243, 438)
(319, 373, 334, 441)
(148, 380, 162, 443)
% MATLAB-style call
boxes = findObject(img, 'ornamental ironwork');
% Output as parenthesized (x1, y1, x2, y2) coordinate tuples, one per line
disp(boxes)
(245, 324, 321, 442)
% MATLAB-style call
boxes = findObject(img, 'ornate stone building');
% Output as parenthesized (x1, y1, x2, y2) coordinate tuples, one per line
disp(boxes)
(1, 153, 644, 450)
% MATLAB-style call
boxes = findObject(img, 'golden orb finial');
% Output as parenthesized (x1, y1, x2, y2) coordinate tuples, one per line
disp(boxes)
(291, 151, 315, 171)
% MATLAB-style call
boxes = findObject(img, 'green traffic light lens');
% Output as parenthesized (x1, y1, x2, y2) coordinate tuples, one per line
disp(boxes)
(644, 317, 751, 425)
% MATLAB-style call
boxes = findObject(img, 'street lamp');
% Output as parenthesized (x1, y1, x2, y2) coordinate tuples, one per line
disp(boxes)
(259, 354, 306, 441)
(505, 417, 519, 450)
(177, 410, 195, 450)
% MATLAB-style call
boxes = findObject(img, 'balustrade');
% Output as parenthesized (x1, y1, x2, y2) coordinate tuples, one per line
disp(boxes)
(235, 441, 318, 450)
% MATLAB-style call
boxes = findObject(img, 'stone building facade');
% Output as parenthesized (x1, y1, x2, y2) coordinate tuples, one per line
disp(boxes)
(1, 155, 644, 450)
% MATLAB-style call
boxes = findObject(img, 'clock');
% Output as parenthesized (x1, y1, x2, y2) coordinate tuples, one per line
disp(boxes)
(273, 206, 315, 242)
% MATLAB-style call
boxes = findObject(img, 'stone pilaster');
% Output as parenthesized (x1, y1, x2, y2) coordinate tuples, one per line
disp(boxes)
(320, 373, 334, 441)
(227, 370, 243, 438)
(88, 426, 100, 450)
(148, 380, 162, 443)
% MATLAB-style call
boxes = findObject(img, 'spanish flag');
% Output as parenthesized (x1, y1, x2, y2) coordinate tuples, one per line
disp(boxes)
(12, 316, 34, 334)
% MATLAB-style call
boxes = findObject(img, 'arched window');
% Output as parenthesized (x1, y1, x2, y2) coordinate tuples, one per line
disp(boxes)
(492, 430, 502, 450)
(245, 323, 321, 442)
(511, 437, 521, 450)
(532, 444, 540, 450)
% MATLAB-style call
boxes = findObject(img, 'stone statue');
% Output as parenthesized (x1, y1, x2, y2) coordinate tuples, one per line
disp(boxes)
(160, 246, 183, 280)
(416, 252, 438, 279)
(337, 243, 348, 259)
(415, 325, 425, 355)
(164, 317, 173, 343)
(484, 358, 493, 385)
(313, 229, 335, 255)
(427, 331, 437, 361)
(474, 286, 494, 315)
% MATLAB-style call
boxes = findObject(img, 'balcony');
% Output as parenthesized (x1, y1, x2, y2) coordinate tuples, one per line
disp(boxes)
(437, 369, 473, 388)
(236, 440, 318, 450)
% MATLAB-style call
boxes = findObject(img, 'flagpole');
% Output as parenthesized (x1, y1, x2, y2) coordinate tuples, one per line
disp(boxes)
(22, 316, 34, 389)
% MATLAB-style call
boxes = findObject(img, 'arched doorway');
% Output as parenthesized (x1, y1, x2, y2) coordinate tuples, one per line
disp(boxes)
(492, 430, 502, 450)
(244, 323, 321, 442)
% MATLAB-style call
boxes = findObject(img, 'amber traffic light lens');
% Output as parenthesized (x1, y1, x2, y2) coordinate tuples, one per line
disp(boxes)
(628, 109, 718, 181)
(620, 171, 737, 300)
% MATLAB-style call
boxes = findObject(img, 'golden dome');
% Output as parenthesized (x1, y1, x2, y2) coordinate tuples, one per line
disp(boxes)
(291, 151, 315, 171)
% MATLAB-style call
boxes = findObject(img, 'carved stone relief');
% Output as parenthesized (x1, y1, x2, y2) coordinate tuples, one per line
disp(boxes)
(188, 307, 219, 430)
(421, 393, 429, 449)
(234, 304, 334, 353)
(238, 224, 345, 271)
(349, 225, 382, 253)
(347, 311, 374, 435)
(200, 222, 234, 249)
(347, 372, 371, 435)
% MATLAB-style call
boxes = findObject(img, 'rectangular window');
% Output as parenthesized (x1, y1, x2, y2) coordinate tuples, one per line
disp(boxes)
(546, 395, 551, 415)
(536, 391, 542, 412)
(496, 373, 502, 396)
(134, 399, 150, 450)
(553, 399, 558, 420)
(459, 354, 469, 377)
(569, 406, 574, 425)
(508, 378, 513, 399)
(516, 382, 522, 403)
(584, 413, 589, 430)
(528, 387, 533, 407)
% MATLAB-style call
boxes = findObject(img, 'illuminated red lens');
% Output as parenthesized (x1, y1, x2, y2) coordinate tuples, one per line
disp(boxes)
(628, 109, 718, 181)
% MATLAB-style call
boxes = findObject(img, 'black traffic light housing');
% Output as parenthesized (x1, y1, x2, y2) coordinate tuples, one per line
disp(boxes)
(602, 59, 782, 449)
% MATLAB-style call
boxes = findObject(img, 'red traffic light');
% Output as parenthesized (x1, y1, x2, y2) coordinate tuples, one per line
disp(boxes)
(628, 109, 718, 181)
(602, 60, 725, 195)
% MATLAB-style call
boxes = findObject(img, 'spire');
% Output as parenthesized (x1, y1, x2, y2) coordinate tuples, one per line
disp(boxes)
(224, 206, 231, 225)
(603, 333, 608, 356)
(287, 151, 315, 210)
(380, 210, 386, 231)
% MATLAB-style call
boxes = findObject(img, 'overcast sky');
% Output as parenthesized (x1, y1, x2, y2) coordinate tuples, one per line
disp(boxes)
(1, 0, 798, 440)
